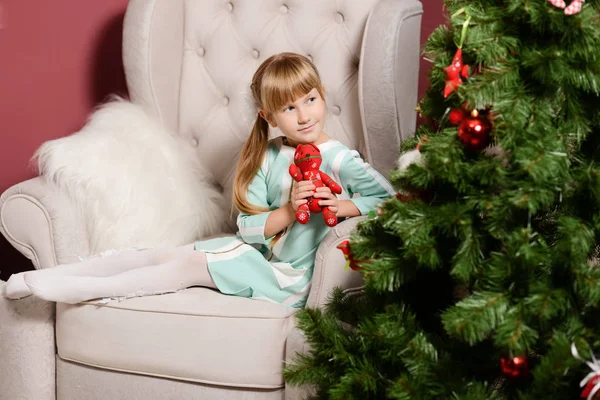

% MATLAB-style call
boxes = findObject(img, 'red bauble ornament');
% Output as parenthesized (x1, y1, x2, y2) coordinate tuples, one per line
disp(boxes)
(443, 48, 470, 98)
(449, 108, 467, 125)
(458, 110, 491, 151)
(500, 356, 528, 378)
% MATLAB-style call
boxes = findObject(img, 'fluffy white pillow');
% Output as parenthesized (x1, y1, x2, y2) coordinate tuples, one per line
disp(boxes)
(33, 97, 233, 254)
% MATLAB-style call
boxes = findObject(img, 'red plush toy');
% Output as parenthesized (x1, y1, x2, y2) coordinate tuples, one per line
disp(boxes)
(289, 143, 342, 227)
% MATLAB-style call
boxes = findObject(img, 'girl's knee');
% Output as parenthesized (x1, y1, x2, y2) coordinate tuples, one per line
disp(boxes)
(183, 251, 207, 266)
(155, 245, 195, 264)
(157, 248, 206, 267)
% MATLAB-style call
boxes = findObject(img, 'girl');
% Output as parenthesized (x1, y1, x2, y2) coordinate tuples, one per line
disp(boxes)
(4, 52, 395, 308)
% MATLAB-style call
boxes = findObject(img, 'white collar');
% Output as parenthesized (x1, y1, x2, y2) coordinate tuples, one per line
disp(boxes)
(276, 136, 339, 153)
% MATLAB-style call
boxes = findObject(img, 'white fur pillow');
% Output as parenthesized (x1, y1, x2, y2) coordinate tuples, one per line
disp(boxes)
(33, 98, 232, 254)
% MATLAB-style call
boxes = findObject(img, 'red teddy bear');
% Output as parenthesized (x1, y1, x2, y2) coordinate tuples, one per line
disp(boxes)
(289, 143, 342, 227)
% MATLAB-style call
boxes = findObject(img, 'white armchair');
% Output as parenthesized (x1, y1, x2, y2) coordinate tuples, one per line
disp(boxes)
(0, 0, 423, 399)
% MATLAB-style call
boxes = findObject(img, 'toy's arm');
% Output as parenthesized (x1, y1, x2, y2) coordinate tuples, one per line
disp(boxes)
(319, 171, 342, 194)
(289, 164, 303, 182)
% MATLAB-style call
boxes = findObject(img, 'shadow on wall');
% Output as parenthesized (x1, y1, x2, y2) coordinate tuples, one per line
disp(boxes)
(2, 11, 129, 280)
(90, 10, 129, 105)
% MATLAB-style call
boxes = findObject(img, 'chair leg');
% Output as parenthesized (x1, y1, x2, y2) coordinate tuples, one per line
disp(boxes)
(284, 324, 316, 400)
(0, 281, 57, 400)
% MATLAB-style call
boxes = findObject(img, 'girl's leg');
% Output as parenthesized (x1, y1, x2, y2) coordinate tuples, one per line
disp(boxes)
(5, 244, 195, 299)
(24, 249, 215, 304)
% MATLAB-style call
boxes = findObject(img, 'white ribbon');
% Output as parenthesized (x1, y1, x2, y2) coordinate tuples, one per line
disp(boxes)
(572, 343, 600, 400)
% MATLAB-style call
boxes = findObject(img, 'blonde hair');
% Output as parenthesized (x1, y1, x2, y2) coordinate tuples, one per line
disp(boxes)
(233, 52, 326, 215)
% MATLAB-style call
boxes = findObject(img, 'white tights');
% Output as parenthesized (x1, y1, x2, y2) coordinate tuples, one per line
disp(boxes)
(3, 244, 216, 304)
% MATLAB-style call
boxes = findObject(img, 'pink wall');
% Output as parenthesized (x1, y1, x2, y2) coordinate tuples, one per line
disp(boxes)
(419, 0, 447, 99)
(0, 0, 130, 279)
(0, 0, 446, 279)
(0, 0, 129, 194)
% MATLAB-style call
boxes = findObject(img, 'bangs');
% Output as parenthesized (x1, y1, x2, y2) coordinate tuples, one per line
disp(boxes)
(260, 57, 324, 113)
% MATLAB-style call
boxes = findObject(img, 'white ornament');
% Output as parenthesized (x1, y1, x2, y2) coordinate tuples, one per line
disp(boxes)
(397, 148, 423, 172)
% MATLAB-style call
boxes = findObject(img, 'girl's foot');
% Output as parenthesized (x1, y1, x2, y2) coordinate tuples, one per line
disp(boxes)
(4, 272, 33, 299)
(23, 273, 91, 304)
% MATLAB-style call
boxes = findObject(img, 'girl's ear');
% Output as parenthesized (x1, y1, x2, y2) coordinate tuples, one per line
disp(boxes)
(258, 109, 277, 128)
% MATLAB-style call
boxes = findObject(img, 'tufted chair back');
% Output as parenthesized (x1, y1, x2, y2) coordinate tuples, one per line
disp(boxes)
(123, 0, 422, 217)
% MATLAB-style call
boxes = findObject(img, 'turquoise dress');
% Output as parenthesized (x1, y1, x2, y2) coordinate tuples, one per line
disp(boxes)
(194, 137, 395, 308)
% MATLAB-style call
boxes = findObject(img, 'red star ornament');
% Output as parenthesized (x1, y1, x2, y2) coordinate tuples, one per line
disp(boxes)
(444, 48, 470, 98)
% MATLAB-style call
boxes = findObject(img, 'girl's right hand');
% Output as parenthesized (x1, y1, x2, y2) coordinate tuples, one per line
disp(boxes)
(291, 181, 315, 211)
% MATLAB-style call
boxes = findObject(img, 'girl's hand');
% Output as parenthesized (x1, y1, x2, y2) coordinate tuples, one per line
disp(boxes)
(314, 187, 339, 214)
(291, 181, 315, 212)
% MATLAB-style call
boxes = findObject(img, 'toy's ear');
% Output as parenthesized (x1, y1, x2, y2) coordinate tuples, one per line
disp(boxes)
(296, 144, 302, 152)
(309, 143, 320, 152)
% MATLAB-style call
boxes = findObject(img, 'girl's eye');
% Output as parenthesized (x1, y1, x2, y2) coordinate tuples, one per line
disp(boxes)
(307, 97, 316, 104)
(284, 105, 295, 112)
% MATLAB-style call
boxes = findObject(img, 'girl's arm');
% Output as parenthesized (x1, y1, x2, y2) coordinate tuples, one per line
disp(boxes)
(339, 150, 396, 215)
(312, 191, 361, 218)
(264, 203, 295, 238)
(336, 200, 361, 218)
(264, 179, 320, 236)
(239, 169, 313, 243)
(239, 204, 295, 244)
(315, 148, 393, 218)
(237, 165, 277, 245)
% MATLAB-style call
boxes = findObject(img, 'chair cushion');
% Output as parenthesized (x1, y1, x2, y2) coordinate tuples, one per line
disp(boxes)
(55, 288, 297, 389)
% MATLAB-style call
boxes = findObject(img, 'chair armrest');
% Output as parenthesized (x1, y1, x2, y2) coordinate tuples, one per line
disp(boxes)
(0, 280, 56, 400)
(0, 177, 89, 269)
(284, 317, 315, 400)
(306, 217, 365, 309)
(286, 218, 367, 397)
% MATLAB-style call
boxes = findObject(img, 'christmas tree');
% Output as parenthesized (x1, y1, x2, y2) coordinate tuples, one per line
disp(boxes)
(284, 0, 600, 399)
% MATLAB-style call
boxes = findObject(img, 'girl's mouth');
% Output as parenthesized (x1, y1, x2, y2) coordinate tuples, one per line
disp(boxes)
(298, 123, 315, 132)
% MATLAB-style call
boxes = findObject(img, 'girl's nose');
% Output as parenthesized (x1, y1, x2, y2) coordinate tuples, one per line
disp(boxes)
(297, 108, 309, 124)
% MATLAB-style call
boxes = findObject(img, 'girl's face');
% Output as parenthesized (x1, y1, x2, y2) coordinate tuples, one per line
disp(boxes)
(261, 88, 327, 146)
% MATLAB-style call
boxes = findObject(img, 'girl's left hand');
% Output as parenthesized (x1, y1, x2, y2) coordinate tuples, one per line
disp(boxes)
(314, 187, 339, 214)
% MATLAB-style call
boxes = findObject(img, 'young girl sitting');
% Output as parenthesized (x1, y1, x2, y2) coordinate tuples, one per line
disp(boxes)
(4, 52, 395, 308)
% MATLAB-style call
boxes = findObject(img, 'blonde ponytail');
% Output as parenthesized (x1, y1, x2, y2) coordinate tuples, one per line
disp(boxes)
(233, 116, 270, 215)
